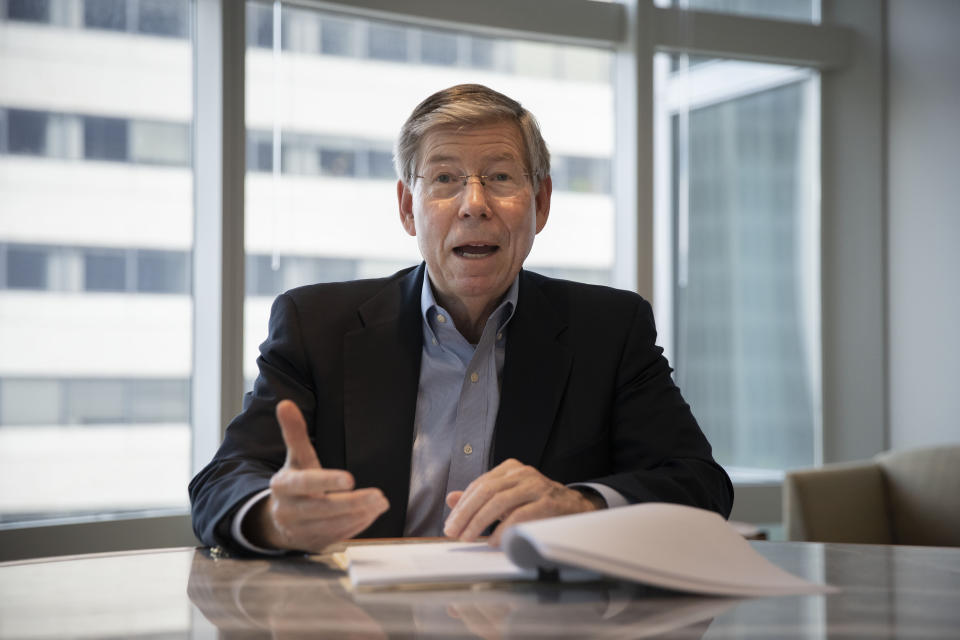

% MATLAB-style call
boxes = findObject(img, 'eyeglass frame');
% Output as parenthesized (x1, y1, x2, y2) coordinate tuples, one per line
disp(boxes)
(412, 172, 533, 196)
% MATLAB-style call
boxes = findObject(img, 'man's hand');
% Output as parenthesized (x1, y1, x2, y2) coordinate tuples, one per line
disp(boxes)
(245, 400, 389, 552)
(443, 458, 603, 547)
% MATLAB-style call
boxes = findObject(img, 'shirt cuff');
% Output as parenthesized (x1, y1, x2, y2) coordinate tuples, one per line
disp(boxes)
(231, 488, 286, 556)
(568, 482, 629, 509)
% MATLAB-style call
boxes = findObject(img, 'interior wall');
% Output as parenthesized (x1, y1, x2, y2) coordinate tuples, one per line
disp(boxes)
(886, 0, 960, 450)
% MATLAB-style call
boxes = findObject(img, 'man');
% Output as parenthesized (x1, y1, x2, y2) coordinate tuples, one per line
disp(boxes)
(189, 84, 733, 555)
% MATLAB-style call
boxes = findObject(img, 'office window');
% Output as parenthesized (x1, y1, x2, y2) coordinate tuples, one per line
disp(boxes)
(6, 0, 50, 22)
(319, 147, 355, 177)
(469, 37, 496, 69)
(657, 57, 820, 473)
(83, 249, 127, 291)
(130, 121, 190, 166)
(6, 246, 48, 289)
(0, 10, 194, 524)
(366, 149, 395, 180)
(137, 250, 189, 294)
(66, 379, 126, 424)
(421, 30, 458, 66)
(7, 109, 48, 155)
(128, 379, 190, 423)
(0, 379, 60, 426)
(84, 0, 127, 31)
(138, 0, 188, 38)
(367, 24, 407, 61)
(320, 17, 355, 56)
(247, 1, 273, 48)
(83, 115, 129, 161)
(661, 0, 819, 23)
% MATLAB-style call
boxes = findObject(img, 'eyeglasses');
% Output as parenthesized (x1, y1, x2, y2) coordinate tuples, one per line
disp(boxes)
(414, 166, 531, 199)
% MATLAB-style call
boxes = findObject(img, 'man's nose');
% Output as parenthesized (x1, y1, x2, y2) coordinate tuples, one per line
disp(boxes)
(459, 177, 491, 218)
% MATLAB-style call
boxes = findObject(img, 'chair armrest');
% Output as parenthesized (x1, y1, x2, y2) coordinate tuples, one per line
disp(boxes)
(784, 461, 892, 543)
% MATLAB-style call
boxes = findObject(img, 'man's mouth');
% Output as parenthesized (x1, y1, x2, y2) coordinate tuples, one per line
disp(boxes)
(453, 244, 499, 258)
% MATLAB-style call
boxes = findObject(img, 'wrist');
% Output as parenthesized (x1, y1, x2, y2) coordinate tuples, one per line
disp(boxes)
(573, 486, 607, 511)
(243, 494, 283, 550)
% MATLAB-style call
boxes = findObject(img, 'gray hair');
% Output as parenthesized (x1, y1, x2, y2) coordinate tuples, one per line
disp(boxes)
(394, 84, 551, 189)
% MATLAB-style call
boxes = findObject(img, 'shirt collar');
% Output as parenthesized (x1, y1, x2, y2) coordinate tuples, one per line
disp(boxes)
(420, 268, 520, 331)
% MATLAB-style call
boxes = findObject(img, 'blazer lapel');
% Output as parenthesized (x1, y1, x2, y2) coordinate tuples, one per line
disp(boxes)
(343, 265, 424, 537)
(492, 271, 573, 468)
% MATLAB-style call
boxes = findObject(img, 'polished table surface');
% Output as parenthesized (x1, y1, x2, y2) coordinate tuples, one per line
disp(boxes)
(2, 540, 960, 639)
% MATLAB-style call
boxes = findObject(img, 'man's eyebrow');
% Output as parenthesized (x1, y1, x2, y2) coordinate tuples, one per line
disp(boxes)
(422, 151, 522, 166)
(422, 154, 458, 166)
(486, 151, 521, 162)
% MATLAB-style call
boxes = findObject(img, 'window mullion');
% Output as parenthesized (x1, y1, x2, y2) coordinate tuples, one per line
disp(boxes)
(192, 0, 246, 473)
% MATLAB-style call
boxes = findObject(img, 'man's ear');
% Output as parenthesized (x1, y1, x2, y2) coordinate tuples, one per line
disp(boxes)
(397, 179, 417, 237)
(534, 175, 552, 234)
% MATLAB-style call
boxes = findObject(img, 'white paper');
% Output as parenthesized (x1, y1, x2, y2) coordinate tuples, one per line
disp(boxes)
(345, 541, 535, 588)
(344, 504, 836, 597)
(503, 503, 837, 597)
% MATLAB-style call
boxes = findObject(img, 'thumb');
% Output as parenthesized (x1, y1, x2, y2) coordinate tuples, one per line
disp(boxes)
(276, 399, 321, 470)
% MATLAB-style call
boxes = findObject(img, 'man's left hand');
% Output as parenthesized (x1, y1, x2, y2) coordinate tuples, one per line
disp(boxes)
(443, 458, 603, 546)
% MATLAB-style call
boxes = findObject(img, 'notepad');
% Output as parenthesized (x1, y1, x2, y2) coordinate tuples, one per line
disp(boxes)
(344, 503, 837, 596)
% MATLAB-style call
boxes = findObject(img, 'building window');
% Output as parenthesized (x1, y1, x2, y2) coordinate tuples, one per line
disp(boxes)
(0, 379, 61, 426)
(320, 17, 355, 56)
(7, 109, 48, 155)
(469, 37, 496, 69)
(367, 24, 407, 61)
(83, 116, 129, 162)
(367, 149, 395, 180)
(6, 0, 51, 22)
(420, 30, 458, 66)
(83, 0, 128, 32)
(659, 57, 820, 473)
(319, 147, 355, 177)
(136, 250, 189, 294)
(83, 249, 127, 291)
(6, 246, 48, 289)
(130, 120, 190, 166)
(137, 0, 188, 38)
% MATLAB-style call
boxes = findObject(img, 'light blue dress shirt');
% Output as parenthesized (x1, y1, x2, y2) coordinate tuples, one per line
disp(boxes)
(403, 273, 518, 536)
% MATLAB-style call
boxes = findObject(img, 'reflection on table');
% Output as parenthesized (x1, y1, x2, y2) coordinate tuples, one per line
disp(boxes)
(2, 541, 960, 638)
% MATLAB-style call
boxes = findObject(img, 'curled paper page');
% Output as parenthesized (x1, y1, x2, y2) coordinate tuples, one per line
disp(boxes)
(503, 503, 837, 597)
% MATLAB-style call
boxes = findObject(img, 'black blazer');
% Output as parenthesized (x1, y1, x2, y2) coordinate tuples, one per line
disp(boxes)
(189, 265, 733, 552)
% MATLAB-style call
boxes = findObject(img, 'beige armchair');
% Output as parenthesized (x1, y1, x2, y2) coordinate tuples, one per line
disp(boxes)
(783, 445, 960, 546)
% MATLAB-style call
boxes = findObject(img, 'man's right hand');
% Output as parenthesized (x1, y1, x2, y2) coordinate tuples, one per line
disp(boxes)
(244, 399, 389, 552)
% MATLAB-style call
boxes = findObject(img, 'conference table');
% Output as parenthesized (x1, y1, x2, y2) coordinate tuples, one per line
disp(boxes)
(2, 539, 959, 638)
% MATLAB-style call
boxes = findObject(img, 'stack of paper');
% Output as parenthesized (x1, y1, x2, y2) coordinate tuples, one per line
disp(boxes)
(344, 503, 836, 596)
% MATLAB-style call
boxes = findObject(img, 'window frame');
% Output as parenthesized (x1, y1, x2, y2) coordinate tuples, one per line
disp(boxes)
(1, 0, 887, 559)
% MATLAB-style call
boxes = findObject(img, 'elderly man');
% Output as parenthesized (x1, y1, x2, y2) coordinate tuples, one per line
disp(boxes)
(190, 84, 733, 555)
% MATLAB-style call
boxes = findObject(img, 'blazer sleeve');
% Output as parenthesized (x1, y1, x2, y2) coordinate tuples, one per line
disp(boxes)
(590, 297, 734, 518)
(188, 293, 319, 553)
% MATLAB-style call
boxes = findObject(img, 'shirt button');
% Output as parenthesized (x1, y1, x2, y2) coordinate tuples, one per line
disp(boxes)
(470, 372, 479, 383)
(432, 337, 438, 346)
(497, 332, 503, 341)
(436, 313, 447, 323)
(463, 444, 473, 455)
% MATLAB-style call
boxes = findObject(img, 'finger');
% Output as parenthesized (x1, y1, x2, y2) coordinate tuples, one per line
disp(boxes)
(488, 501, 543, 547)
(444, 464, 526, 539)
(270, 468, 355, 497)
(445, 490, 464, 509)
(329, 501, 391, 541)
(301, 495, 390, 548)
(277, 399, 321, 470)
(458, 485, 535, 542)
(273, 491, 389, 547)
(279, 488, 388, 522)
(445, 483, 513, 541)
